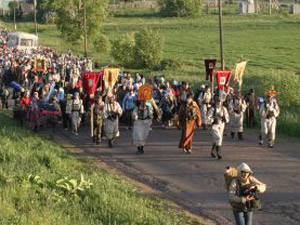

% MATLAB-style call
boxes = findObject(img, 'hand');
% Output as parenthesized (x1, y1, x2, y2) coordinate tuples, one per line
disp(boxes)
(246, 196, 255, 201)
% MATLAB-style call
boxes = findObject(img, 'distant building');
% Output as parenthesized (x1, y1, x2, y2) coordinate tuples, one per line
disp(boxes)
(0, 0, 34, 17)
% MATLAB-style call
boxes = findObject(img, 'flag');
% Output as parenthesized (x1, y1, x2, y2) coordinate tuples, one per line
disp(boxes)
(138, 84, 153, 101)
(83, 71, 103, 95)
(216, 70, 231, 90)
(205, 59, 217, 82)
(103, 67, 120, 91)
(233, 61, 247, 90)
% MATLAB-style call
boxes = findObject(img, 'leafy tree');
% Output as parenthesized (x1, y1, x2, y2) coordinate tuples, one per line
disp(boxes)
(111, 31, 136, 66)
(111, 28, 164, 69)
(134, 28, 164, 68)
(93, 33, 111, 53)
(51, 0, 108, 42)
(8, 1, 22, 20)
(159, 0, 203, 17)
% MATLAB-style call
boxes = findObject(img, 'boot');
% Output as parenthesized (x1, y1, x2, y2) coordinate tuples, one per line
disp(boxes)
(216, 146, 222, 160)
(211, 144, 216, 158)
(108, 139, 114, 148)
(238, 132, 244, 141)
(231, 132, 235, 139)
(140, 146, 145, 154)
(259, 135, 263, 146)
(268, 140, 274, 148)
(136, 146, 142, 155)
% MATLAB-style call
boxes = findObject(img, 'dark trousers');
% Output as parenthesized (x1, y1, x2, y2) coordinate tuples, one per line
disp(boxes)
(125, 109, 133, 129)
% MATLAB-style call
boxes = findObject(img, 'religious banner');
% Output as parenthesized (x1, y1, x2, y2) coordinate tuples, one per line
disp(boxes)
(103, 67, 120, 91)
(233, 61, 247, 90)
(138, 84, 153, 101)
(216, 70, 231, 90)
(34, 57, 47, 72)
(83, 71, 103, 95)
(205, 59, 217, 82)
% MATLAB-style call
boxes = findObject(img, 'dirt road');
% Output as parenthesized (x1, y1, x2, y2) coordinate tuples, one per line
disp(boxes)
(58, 125, 300, 225)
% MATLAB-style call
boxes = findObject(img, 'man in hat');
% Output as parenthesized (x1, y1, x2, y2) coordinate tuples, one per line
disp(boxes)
(207, 98, 229, 159)
(197, 85, 211, 130)
(228, 94, 247, 140)
(178, 93, 201, 154)
(104, 95, 123, 148)
(71, 92, 84, 136)
(259, 95, 280, 148)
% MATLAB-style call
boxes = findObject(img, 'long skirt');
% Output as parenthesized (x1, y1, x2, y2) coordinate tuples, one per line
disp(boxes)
(105, 119, 119, 140)
(229, 112, 244, 133)
(211, 122, 225, 146)
(132, 119, 151, 147)
(179, 120, 196, 150)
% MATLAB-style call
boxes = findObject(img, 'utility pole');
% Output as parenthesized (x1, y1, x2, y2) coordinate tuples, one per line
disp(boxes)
(14, 0, 17, 30)
(269, 0, 272, 14)
(34, 0, 38, 36)
(83, 0, 88, 58)
(218, 0, 224, 70)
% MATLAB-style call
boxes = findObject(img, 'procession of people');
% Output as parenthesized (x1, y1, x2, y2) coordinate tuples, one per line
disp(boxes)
(0, 26, 281, 158)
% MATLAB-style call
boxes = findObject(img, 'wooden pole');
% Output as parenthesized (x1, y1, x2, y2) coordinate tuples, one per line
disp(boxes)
(218, 0, 225, 70)
(83, 0, 88, 57)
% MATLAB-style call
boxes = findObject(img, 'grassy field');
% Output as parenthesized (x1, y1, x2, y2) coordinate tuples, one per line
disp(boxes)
(0, 111, 204, 225)
(1, 6, 300, 137)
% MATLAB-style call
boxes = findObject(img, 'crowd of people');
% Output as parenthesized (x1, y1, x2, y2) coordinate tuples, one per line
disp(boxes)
(0, 25, 279, 225)
(0, 26, 280, 157)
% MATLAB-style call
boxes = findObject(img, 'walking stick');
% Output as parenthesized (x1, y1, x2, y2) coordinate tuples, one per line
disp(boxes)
(90, 104, 94, 139)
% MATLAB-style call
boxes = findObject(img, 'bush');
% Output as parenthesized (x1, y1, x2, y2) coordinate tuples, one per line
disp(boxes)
(111, 31, 136, 66)
(111, 28, 164, 69)
(159, 0, 203, 17)
(93, 33, 111, 53)
(134, 28, 164, 68)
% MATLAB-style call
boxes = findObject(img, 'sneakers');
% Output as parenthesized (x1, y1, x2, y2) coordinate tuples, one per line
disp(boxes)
(183, 148, 192, 154)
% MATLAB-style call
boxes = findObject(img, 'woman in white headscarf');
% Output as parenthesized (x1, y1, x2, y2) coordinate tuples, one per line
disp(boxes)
(228, 163, 266, 225)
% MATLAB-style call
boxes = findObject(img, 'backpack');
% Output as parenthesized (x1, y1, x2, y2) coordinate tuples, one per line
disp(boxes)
(224, 166, 238, 191)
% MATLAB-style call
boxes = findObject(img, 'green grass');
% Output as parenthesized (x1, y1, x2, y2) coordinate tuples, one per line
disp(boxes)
(2, 6, 300, 136)
(0, 111, 203, 225)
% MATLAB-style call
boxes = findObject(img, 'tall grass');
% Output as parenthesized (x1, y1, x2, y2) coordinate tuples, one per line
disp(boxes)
(0, 112, 202, 225)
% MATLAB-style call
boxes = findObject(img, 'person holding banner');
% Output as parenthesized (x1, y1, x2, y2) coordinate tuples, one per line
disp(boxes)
(178, 93, 201, 154)
(197, 85, 211, 130)
(259, 92, 280, 148)
(207, 98, 229, 159)
(91, 95, 105, 145)
(132, 100, 154, 155)
(228, 94, 247, 140)
(104, 95, 123, 148)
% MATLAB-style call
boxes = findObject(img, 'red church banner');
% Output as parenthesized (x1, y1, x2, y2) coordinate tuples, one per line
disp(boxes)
(83, 71, 103, 95)
(216, 70, 231, 90)
(205, 59, 217, 82)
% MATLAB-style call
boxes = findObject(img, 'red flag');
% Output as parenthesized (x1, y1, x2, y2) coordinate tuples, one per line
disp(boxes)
(83, 71, 103, 95)
(205, 59, 217, 82)
(216, 70, 231, 90)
